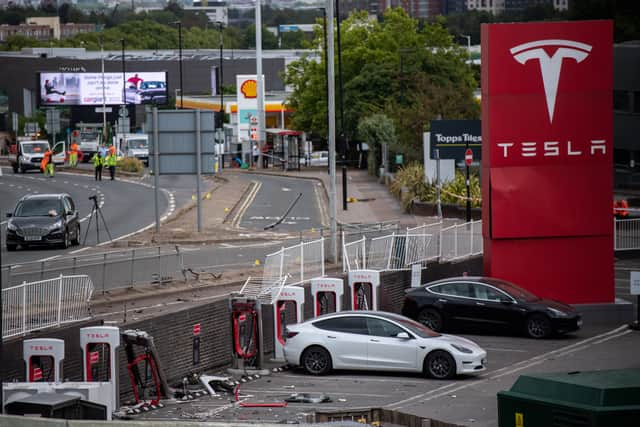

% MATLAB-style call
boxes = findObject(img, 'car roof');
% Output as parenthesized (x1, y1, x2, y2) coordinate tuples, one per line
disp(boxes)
(19, 193, 70, 201)
(425, 276, 491, 286)
(309, 310, 409, 322)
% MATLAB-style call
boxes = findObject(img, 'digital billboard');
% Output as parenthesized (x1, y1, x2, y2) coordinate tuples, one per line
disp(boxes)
(39, 72, 168, 106)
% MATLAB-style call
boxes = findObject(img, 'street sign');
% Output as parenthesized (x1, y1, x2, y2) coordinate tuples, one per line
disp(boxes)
(96, 107, 112, 113)
(193, 323, 201, 335)
(631, 271, 640, 295)
(465, 148, 473, 166)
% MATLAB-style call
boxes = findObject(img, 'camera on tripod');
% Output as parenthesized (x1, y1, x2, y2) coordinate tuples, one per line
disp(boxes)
(83, 194, 112, 245)
(89, 195, 98, 202)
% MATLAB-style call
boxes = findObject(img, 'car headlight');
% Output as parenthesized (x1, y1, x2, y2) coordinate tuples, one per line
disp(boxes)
(49, 220, 63, 231)
(451, 343, 473, 354)
(7, 221, 17, 231)
(547, 307, 568, 317)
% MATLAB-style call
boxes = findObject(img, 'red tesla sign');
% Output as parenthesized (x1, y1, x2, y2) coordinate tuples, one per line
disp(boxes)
(481, 20, 613, 303)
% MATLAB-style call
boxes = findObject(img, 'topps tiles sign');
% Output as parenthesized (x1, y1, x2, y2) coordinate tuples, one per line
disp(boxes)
(430, 120, 481, 162)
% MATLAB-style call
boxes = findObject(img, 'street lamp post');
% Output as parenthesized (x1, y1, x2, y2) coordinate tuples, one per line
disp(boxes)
(171, 21, 184, 109)
(101, 39, 107, 142)
(335, 0, 348, 211)
(216, 22, 224, 125)
(319, 8, 329, 169)
(121, 38, 125, 108)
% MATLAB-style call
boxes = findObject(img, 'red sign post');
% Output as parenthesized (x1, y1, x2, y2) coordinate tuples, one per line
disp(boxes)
(481, 20, 613, 303)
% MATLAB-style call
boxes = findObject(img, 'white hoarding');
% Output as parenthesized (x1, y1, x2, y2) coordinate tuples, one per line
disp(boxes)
(39, 72, 168, 106)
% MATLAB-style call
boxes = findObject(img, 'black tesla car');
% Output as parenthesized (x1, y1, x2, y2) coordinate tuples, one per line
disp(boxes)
(402, 276, 582, 339)
(5, 193, 81, 251)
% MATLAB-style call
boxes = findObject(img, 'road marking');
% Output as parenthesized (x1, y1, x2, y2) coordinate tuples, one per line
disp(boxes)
(231, 181, 261, 228)
(386, 325, 633, 410)
(38, 255, 61, 262)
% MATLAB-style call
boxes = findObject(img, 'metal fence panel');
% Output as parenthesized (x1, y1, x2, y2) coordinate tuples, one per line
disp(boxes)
(614, 218, 640, 251)
(343, 236, 366, 272)
(2, 247, 182, 292)
(262, 238, 325, 285)
(3, 275, 93, 339)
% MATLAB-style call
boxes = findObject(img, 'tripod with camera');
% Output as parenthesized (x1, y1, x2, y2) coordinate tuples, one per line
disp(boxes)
(83, 194, 113, 245)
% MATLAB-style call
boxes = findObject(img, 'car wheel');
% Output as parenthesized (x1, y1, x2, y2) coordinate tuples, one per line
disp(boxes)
(60, 230, 70, 249)
(526, 314, 552, 339)
(71, 224, 80, 245)
(301, 346, 332, 375)
(425, 350, 456, 380)
(20, 166, 26, 173)
(417, 308, 443, 332)
(6, 244, 17, 251)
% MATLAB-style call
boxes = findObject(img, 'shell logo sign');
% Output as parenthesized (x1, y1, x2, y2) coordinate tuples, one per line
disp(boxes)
(240, 79, 257, 99)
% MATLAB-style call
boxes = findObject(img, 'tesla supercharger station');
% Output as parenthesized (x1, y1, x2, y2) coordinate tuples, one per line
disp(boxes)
(23, 338, 65, 383)
(80, 326, 120, 410)
(311, 277, 344, 316)
(348, 270, 381, 311)
(272, 285, 304, 361)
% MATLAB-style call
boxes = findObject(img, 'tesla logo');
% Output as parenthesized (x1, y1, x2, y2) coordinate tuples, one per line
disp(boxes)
(511, 39, 592, 123)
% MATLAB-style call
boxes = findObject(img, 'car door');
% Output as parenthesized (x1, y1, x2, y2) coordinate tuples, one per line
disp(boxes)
(429, 282, 477, 327)
(467, 282, 520, 327)
(62, 196, 79, 237)
(313, 316, 369, 369)
(365, 317, 418, 371)
(52, 141, 66, 164)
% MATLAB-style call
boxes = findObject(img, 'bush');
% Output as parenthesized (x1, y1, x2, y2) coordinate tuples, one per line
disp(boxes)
(117, 157, 144, 174)
(389, 163, 481, 211)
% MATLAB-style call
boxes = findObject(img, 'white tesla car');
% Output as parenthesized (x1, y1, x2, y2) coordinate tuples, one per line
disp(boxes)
(283, 311, 486, 379)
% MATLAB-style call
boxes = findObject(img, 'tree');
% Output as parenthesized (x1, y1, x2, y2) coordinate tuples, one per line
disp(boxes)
(285, 8, 478, 166)
(357, 113, 396, 176)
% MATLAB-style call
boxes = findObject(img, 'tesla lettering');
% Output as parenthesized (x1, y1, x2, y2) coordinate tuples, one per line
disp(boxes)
(497, 140, 606, 158)
(511, 39, 592, 123)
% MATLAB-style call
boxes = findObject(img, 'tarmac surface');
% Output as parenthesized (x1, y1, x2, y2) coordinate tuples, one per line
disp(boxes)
(3, 160, 640, 426)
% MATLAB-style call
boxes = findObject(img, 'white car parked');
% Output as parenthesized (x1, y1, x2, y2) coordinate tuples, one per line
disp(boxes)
(283, 311, 486, 379)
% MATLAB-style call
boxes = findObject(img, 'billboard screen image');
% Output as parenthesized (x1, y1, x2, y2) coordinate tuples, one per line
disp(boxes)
(39, 72, 168, 106)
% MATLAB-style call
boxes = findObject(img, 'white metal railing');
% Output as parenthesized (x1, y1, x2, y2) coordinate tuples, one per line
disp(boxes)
(342, 235, 366, 272)
(2, 274, 94, 339)
(239, 275, 288, 304)
(263, 238, 325, 285)
(408, 221, 444, 262)
(614, 217, 640, 250)
(439, 220, 483, 262)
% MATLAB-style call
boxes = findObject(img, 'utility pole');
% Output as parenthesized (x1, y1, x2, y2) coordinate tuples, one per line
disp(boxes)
(335, 0, 348, 210)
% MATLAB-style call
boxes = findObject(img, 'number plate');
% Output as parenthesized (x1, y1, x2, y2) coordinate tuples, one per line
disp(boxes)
(24, 236, 42, 241)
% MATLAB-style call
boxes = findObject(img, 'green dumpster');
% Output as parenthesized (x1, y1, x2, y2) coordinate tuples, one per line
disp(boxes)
(498, 369, 640, 427)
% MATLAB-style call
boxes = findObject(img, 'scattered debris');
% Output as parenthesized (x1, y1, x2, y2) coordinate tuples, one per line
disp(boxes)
(285, 393, 332, 404)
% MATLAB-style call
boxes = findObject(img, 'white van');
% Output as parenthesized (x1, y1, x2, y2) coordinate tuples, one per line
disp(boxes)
(117, 134, 149, 166)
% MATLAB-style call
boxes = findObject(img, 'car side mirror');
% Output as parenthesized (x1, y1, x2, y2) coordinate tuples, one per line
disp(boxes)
(396, 332, 411, 339)
(500, 297, 514, 304)
(6, 213, 12, 218)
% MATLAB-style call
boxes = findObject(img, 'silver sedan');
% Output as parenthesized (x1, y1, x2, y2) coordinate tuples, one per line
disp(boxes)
(283, 311, 486, 379)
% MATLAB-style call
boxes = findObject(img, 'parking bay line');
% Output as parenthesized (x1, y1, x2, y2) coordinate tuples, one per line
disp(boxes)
(386, 325, 631, 410)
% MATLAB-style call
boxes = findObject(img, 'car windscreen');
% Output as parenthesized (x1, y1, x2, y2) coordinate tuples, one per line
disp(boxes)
(128, 138, 148, 148)
(80, 132, 100, 142)
(23, 143, 50, 154)
(15, 199, 62, 217)
(486, 278, 539, 302)
(142, 82, 165, 89)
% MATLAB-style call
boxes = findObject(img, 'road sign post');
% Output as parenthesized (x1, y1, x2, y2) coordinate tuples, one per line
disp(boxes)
(465, 147, 472, 222)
